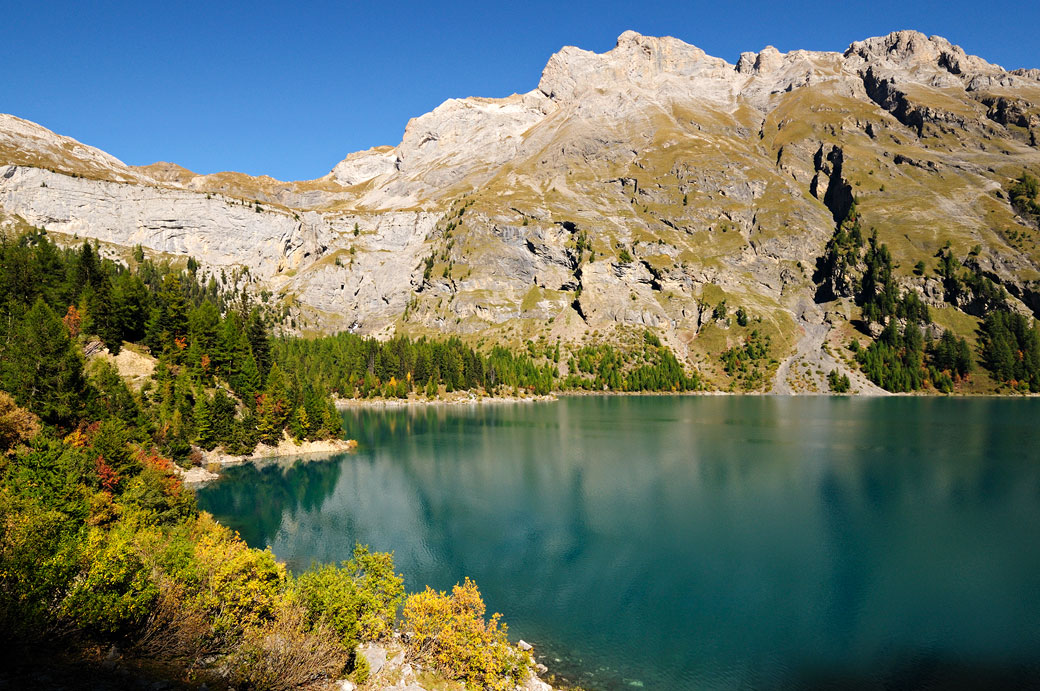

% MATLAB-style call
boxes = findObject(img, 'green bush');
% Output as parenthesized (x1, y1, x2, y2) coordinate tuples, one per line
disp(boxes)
(61, 527, 158, 635)
(296, 563, 362, 651)
(827, 369, 851, 393)
(352, 651, 371, 684)
(348, 545, 405, 640)
(189, 516, 287, 639)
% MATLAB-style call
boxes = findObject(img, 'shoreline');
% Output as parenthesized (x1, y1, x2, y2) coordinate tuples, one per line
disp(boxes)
(177, 434, 358, 484)
(336, 392, 558, 409)
(334, 387, 1037, 407)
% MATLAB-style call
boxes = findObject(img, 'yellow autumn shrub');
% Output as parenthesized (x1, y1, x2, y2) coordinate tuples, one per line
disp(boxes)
(187, 514, 287, 640)
(403, 577, 528, 691)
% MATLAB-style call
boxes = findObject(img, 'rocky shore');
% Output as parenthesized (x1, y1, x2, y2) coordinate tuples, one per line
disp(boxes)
(175, 432, 358, 484)
(339, 636, 554, 691)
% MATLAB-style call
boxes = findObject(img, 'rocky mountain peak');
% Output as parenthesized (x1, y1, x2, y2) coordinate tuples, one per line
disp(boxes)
(843, 30, 1001, 77)
(0, 112, 144, 184)
(538, 31, 729, 102)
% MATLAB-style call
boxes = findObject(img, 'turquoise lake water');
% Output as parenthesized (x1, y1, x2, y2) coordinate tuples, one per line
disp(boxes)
(196, 396, 1040, 689)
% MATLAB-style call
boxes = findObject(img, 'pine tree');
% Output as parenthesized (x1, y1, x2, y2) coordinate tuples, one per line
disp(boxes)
(113, 274, 150, 343)
(188, 300, 220, 355)
(320, 399, 342, 439)
(233, 351, 262, 403)
(210, 388, 237, 447)
(256, 363, 291, 445)
(147, 274, 189, 355)
(193, 391, 216, 450)
(247, 309, 271, 380)
(73, 241, 100, 296)
(0, 299, 89, 427)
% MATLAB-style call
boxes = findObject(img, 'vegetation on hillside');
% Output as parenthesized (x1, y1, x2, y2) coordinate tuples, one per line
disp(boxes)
(720, 329, 776, 392)
(562, 330, 700, 392)
(0, 228, 529, 688)
(814, 188, 1040, 394)
(980, 310, 1040, 392)
(275, 327, 701, 398)
(0, 230, 342, 464)
(1009, 172, 1040, 226)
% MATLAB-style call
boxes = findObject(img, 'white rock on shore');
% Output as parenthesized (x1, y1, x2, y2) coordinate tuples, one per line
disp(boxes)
(173, 432, 358, 485)
(200, 431, 357, 468)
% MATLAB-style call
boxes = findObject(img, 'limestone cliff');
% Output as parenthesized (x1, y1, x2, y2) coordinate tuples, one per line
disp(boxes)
(2, 30, 1039, 391)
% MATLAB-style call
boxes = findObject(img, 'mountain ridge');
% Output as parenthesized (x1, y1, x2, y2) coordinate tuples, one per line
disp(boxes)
(2, 29, 1039, 393)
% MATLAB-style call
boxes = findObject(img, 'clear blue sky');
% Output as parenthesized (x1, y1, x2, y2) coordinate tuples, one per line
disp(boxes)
(4, 1, 1037, 181)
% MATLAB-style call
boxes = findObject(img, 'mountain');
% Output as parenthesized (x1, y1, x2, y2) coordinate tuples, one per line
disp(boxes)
(2, 30, 1039, 392)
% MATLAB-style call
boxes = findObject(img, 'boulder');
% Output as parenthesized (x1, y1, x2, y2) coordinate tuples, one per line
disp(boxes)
(357, 642, 387, 676)
(519, 671, 553, 691)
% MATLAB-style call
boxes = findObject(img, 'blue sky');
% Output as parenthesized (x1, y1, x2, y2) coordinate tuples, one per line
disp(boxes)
(4, 1, 1037, 180)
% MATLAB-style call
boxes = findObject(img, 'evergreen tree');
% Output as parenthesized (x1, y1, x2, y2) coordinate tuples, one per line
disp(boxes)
(256, 363, 290, 445)
(193, 391, 216, 450)
(73, 241, 101, 296)
(114, 274, 150, 343)
(247, 309, 272, 380)
(233, 351, 262, 403)
(0, 299, 89, 428)
(85, 275, 123, 354)
(145, 274, 189, 354)
(210, 388, 238, 447)
(188, 300, 221, 356)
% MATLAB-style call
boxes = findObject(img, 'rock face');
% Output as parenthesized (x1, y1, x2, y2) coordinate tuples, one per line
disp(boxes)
(2, 30, 1039, 389)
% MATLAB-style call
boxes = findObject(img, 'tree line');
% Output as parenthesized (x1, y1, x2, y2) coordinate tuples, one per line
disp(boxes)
(274, 328, 702, 398)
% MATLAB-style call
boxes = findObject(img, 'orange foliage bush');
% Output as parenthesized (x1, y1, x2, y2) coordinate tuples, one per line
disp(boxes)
(0, 391, 40, 454)
(62, 304, 81, 337)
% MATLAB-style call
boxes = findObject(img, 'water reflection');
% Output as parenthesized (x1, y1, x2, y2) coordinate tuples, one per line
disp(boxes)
(198, 454, 344, 548)
(198, 396, 1040, 690)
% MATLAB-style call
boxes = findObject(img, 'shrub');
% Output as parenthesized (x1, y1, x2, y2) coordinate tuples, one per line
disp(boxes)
(827, 369, 851, 393)
(119, 457, 195, 526)
(348, 545, 404, 640)
(60, 527, 158, 635)
(296, 563, 361, 651)
(228, 601, 348, 691)
(403, 577, 528, 691)
(0, 392, 40, 454)
(352, 651, 370, 684)
(189, 515, 287, 640)
(0, 496, 86, 634)
(297, 544, 404, 652)
(133, 575, 209, 660)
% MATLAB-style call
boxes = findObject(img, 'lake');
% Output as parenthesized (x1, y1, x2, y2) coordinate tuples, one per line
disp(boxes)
(196, 396, 1040, 690)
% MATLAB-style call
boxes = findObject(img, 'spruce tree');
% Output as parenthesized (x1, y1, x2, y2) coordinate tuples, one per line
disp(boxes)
(0, 298, 89, 428)
(234, 351, 262, 404)
(247, 309, 271, 380)
(193, 391, 216, 451)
